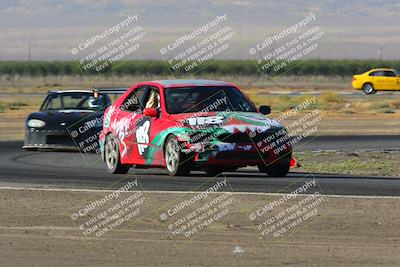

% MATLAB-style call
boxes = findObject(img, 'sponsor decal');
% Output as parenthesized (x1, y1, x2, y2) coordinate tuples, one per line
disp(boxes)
(110, 116, 130, 157)
(216, 143, 253, 152)
(103, 106, 115, 128)
(217, 143, 236, 151)
(136, 120, 151, 156)
(186, 116, 224, 126)
(237, 144, 252, 151)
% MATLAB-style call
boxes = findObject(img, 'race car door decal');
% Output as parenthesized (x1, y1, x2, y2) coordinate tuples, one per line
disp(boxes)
(114, 86, 148, 163)
(136, 118, 151, 157)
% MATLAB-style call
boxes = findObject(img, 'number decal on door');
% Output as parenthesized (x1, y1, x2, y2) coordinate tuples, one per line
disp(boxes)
(136, 120, 151, 156)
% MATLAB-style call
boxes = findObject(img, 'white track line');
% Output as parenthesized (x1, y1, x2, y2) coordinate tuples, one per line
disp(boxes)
(1, 186, 400, 199)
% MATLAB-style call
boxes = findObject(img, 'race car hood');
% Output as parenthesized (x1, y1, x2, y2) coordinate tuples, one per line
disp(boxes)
(26, 110, 103, 129)
(168, 111, 282, 133)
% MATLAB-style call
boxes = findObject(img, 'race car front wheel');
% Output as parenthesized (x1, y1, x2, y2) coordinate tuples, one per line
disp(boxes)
(105, 134, 129, 174)
(164, 135, 192, 176)
(258, 161, 290, 177)
(362, 83, 376, 95)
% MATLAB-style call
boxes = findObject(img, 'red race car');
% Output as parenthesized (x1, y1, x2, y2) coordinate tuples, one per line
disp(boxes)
(99, 80, 293, 176)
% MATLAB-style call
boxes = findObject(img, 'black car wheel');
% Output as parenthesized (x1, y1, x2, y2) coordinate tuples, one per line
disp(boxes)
(164, 135, 192, 176)
(105, 134, 129, 174)
(362, 83, 376, 95)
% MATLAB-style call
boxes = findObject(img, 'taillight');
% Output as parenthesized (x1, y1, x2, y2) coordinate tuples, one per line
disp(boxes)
(352, 76, 357, 81)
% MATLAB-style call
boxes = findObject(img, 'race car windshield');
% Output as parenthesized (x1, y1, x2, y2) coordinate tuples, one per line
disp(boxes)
(41, 92, 109, 111)
(165, 86, 257, 114)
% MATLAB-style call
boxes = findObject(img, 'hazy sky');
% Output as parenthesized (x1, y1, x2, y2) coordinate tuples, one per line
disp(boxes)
(0, 0, 399, 60)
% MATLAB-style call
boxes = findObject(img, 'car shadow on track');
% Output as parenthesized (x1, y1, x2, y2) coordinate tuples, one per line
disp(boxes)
(130, 169, 400, 180)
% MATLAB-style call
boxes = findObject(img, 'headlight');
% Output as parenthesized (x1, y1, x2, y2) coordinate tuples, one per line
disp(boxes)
(27, 119, 46, 128)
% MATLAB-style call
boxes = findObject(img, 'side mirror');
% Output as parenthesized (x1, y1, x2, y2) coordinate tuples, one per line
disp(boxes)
(259, 105, 271, 115)
(143, 107, 158, 117)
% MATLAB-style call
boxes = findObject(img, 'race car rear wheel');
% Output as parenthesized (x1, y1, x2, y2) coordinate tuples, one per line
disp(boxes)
(362, 83, 376, 95)
(105, 134, 129, 174)
(258, 161, 290, 177)
(164, 135, 192, 176)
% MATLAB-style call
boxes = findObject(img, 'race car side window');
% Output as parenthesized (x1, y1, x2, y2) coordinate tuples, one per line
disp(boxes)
(120, 87, 147, 112)
(384, 71, 396, 77)
(369, 71, 384, 76)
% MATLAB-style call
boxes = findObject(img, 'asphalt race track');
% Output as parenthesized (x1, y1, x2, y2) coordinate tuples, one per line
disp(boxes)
(300, 135, 400, 151)
(1, 137, 399, 196)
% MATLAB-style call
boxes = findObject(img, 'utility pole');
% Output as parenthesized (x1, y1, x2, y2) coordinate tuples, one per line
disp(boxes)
(378, 46, 383, 60)
(271, 33, 276, 56)
(28, 41, 31, 61)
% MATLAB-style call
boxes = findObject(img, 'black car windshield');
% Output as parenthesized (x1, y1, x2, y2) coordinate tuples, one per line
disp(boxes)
(41, 92, 109, 111)
(164, 86, 257, 114)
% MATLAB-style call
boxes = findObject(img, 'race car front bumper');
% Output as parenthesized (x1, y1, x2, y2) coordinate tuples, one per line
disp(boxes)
(183, 141, 292, 167)
(23, 128, 77, 150)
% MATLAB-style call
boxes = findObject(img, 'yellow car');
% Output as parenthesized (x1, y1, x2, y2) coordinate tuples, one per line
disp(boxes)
(352, 68, 400, 94)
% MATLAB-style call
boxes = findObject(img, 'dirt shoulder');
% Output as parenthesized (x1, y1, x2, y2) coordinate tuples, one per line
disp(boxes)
(294, 150, 400, 177)
(1, 188, 399, 266)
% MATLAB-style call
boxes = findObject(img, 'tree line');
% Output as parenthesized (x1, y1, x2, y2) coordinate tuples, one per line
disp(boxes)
(0, 59, 399, 76)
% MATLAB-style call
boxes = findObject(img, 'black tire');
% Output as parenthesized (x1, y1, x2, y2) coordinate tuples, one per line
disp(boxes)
(362, 83, 376, 95)
(164, 135, 192, 176)
(104, 134, 129, 174)
(258, 161, 290, 177)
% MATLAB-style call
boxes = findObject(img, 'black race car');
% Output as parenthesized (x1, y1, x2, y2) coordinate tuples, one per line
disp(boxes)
(23, 88, 126, 151)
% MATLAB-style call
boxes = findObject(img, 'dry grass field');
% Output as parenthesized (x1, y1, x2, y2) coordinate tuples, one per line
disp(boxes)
(0, 75, 399, 140)
(0, 74, 351, 93)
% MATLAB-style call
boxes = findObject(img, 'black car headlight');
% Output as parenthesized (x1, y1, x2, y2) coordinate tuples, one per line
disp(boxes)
(27, 119, 46, 128)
